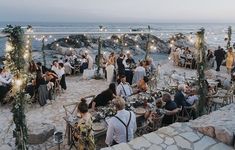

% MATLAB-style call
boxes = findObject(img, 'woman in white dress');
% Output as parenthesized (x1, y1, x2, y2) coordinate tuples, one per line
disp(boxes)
(106, 61, 114, 83)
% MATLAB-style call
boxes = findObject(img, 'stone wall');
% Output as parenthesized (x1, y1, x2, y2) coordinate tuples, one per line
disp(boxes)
(102, 104, 235, 150)
(190, 103, 235, 146)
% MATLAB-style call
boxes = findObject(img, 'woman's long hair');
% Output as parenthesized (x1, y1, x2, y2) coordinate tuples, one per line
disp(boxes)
(108, 83, 116, 95)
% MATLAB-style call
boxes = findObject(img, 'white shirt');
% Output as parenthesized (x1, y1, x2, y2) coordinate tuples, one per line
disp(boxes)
(116, 82, 133, 97)
(64, 62, 74, 69)
(57, 68, 65, 78)
(186, 95, 198, 105)
(51, 65, 60, 76)
(0, 75, 12, 86)
(105, 109, 137, 145)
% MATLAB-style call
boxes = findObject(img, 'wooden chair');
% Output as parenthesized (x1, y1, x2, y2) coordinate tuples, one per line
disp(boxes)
(54, 79, 62, 97)
(185, 58, 193, 69)
(73, 65, 80, 75)
(146, 114, 164, 132)
(83, 95, 96, 106)
(176, 104, 196, 122)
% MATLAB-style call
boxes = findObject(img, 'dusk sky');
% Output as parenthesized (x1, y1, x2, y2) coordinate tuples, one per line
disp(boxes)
(0, 0, 235, 23)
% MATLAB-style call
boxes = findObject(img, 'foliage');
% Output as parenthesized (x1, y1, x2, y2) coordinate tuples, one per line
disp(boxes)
(2, 25, 28, 150)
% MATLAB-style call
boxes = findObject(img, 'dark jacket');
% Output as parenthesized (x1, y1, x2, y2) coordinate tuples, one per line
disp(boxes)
(214, 49, 225, 61)
(174, 91, 188, 108)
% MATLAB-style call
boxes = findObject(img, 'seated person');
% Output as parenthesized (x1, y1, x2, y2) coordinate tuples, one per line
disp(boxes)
(116, 75, 133, 98)
(74, 98, 95, 150)
(174, 84, 197, 119)
(90, 83, 116, 110)
(162, 93, 181, 125)
(186, 88, 198, 106)
(105, 97, 137, 146)
(174, 84, 191, 108)
(0, 67, 12, 103)
(137, 76, 149, 92)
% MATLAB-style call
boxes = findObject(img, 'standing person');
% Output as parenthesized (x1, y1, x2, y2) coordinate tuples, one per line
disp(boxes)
(132, 61, 146, 84)
(106, 61, 115, 83)
(80, 55, 88, 73)
(207, 49, 214, 68)
(74, 98, 95, 150)
(85, 52, 93, 70)
(226, 47, 235, 74)
(64, 59, 74, 75)
(116, 75, 133, 98)
(214, 46, 225, 71)
(105, 97, 137, 146)
(117, 53, 125, 77)
(124, 52, 135, 85)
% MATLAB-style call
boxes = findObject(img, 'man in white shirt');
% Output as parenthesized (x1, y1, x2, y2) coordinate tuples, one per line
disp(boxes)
(105, 97, 137, 146)
(116, 75, 133, 98)
(132, 61, 146, 84)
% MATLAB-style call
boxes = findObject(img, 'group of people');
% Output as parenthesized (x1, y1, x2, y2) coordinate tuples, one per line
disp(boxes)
(170, 47, 196, 68)
(75, 95, 136, 149)
(171, 45, 235, 75)
(26, 59, 68, 106)
(0, 66, 12, 104)
(73, 80, 199, 149)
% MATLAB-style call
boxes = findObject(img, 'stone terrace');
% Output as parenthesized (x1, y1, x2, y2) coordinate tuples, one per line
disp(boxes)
(102, 104, 235, 150)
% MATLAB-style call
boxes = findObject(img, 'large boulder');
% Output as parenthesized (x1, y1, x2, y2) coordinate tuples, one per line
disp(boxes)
(28, 123, 55, 145)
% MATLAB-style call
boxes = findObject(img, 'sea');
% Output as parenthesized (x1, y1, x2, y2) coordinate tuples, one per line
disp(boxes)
(0, 22, 235, 62)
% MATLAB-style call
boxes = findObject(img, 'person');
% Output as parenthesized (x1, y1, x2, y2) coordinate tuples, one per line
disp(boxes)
(64, 59, 74, 75)
(108, 52, 116, 66)
(117, 53, 125, 77)
(123, 52, 135, 85)
(186, 88, 199, 106)
(214, 46, 225, 71)
(226, 47, 235, 74)
(162, 93, 181, 125)
(35, 70, 48, 106)
(90, 83, 116, 110)
(116, 75, 133, 98)
(132, 61, 146, 84)
(106, 61, 115, 83)
(80, 55, 88, 73)
(174, 84, 190, 108)
(36, 62, 49, 74)
(105, 97, 137, 146)
(137, 76, 149, 92)
(0, 68, 12, 103)
(58, 63, 66, 90)
(207, 49, 214, 68)
(51, 60, 60, 75)
(85, 52, 93, 69)
(74, 98, 95, 150)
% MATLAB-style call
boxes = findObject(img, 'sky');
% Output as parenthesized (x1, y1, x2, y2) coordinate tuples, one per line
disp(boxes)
(0, 0, 235, 23)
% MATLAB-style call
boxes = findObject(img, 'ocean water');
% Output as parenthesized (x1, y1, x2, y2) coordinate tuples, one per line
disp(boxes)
(0, 22, 235, 61)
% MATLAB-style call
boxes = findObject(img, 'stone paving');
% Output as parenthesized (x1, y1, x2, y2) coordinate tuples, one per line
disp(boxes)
(0, 76, 109, 150)
(102, 122, 234, 150)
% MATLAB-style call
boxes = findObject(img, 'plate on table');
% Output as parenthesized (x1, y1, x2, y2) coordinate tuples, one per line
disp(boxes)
(92, 123, 105, 131)
(134, 107, 146, 115)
